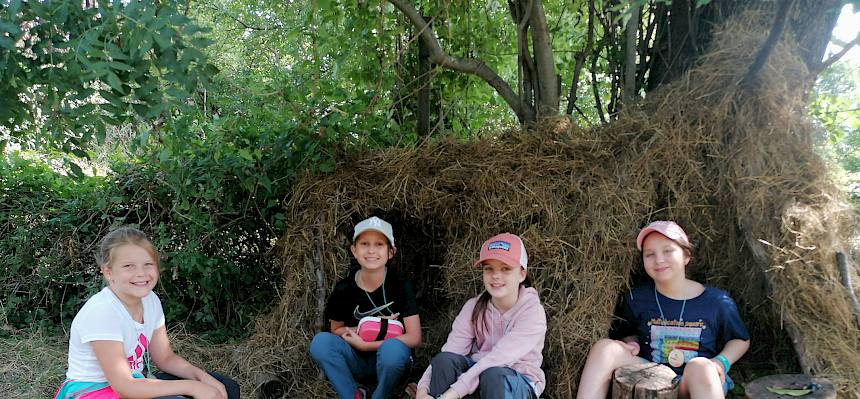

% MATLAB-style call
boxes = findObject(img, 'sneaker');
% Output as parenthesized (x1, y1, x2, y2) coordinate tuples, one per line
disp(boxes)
(354, 387, 367, 399)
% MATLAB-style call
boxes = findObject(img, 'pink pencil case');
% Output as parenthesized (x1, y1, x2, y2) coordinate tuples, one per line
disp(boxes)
(357, 316, 404, 342)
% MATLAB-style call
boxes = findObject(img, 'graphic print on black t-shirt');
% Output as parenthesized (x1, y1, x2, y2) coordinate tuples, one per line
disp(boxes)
(324, 268, 419, 327)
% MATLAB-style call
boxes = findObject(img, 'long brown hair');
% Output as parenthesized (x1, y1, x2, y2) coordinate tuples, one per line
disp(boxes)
(470, 274, 533, 340)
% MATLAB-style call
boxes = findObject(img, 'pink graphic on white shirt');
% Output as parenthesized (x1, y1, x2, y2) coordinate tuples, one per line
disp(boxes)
(126, 333, 148, 372)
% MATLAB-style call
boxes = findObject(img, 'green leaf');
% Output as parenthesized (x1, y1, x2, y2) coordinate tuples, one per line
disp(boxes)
(318, 159, 335, 173)
(67, 162, 84, 178)
(109, 61, 135, 71)
(105, 71, 125, 94)
(766, 387, 813, 396)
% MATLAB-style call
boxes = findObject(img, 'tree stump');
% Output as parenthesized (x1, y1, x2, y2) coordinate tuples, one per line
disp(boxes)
(612, 362, 679, 399)
(744, 374, 835, 399)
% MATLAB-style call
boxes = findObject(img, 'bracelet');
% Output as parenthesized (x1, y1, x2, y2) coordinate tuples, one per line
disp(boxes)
(713, 354, 731, 373)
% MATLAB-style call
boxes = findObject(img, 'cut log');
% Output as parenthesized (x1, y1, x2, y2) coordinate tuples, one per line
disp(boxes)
(255, 372, 285, 399)
(612, 362, 679, 399)
(744, 374, 835, 399)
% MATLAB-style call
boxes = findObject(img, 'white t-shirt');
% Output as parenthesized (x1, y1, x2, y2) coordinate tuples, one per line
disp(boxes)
(66, 287, 165, 381)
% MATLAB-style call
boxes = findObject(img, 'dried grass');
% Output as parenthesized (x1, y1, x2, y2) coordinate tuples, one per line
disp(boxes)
(231, 11, 860, 399)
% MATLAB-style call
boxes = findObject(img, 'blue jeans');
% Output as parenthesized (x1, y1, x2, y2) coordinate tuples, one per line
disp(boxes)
(309, 332, 412, 399)
(428, 352, 537, 399)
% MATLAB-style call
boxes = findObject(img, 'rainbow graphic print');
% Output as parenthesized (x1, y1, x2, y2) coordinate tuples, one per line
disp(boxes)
(648, 318, 705, 366)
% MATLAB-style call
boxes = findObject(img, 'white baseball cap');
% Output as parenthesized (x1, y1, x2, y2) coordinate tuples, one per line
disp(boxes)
(353, 216, 395, 248)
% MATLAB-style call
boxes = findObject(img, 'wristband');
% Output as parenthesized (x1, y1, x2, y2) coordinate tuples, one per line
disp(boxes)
(713, 354, 731, 373)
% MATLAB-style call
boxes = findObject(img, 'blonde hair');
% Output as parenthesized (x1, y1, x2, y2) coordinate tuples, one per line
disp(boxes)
(96, 226, 160, 269)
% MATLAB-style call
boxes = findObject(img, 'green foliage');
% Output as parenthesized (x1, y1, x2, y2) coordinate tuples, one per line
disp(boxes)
(0, 0, 217, 154)
(810, 61, 860, 197)
(0, 145, 288, 338)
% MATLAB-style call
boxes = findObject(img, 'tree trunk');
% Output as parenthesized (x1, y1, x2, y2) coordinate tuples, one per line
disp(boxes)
(644, 0, 842, 91)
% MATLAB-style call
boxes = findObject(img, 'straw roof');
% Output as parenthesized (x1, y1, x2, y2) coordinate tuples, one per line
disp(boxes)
(224, 11, 860, 399)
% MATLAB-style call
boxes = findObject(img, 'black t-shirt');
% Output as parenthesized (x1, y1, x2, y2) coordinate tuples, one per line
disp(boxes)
(325, 268, 419, 328)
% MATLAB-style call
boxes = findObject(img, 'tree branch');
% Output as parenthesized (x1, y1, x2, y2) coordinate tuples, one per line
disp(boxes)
(591, 40, 607, 124)
(388, 0, 531, 122)
(623, 2, 640, 106)
(566, 0, 595, 116)
(529, 0, 559, 116)
(811, 31, 860, 77)
(742, 0, 794, 86)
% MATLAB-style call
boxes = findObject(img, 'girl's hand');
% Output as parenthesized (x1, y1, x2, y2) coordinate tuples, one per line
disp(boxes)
(438, 388, 460, 399)
(623, 341, 640, 356)
(342, 328, 368, 350)
(709, 358, 727, 383)
(415, 388, 433, 399)
(198, 372, 228, 399)
(380, 312, 400, 320)
(190, 381, 225, 399)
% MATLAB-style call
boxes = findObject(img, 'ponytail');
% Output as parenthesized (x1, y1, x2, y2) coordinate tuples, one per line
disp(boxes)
(470, 275, 533, 340)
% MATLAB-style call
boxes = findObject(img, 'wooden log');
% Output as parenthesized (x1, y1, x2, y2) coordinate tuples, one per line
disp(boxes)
(744, 374, 835, 399)
(612, 362, 679, 399)
(255, 372, 285, 399)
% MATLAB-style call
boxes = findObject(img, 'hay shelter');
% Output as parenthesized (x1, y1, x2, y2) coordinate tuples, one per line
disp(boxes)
(235, 12, 860, 399)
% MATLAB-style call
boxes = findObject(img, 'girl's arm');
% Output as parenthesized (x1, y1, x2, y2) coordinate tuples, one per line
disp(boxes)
(148, 326, 228, 398)
(712, 338, 750, 378)
(330, 320, 350, 337)
(394, 314, 421, 348)
(90, 340, 221, 399)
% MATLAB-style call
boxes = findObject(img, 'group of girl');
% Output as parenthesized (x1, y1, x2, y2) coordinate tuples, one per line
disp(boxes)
(56, 218, 748, 399)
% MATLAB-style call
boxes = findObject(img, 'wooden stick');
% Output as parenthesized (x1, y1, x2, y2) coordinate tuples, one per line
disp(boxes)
(836, 251, 860, 330)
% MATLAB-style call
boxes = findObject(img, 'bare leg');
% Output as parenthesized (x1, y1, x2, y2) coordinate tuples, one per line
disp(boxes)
(575, 339, 642, 399)
(679, 357, 724, 399)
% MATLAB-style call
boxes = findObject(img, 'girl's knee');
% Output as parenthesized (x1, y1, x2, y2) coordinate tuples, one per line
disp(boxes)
(377, 339, 411, 366)
(590, 338, 627, 356)
(478, 367, 509, 383)
(430, 351, 463, 369)
(684, 357, 719, 379)
(309, 332, 340, 357)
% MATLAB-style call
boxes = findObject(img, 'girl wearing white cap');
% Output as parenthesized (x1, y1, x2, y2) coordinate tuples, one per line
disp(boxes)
(415, 233, 547, 399)
(576, 221, 750, 399)
(310, 216, 422, 399)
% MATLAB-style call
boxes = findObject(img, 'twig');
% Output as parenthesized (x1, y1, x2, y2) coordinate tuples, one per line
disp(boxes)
(811, 32, 860, 77)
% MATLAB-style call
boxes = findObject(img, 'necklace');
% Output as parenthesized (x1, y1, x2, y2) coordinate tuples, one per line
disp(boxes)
(357, 269, 393, 317)
(654, 285, 688, 368)
(654, 285, 686, 321)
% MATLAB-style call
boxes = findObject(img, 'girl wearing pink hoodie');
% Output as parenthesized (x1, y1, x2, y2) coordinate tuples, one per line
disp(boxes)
(416, 233, 547, 399)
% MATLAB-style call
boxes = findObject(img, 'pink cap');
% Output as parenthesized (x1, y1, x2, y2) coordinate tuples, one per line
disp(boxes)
(474, 233, 528, 270)
(636, 221, 691, 250)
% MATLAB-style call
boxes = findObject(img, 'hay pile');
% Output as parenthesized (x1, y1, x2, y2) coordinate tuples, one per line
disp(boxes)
(230, 11, 860, 399)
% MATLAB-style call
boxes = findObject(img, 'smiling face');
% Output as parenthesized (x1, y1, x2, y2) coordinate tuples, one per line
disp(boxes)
(481, 258, 526, 304)
(101, 244, 159, 305)
(350, 230, 394, 271)
(641, 232, 690, 285)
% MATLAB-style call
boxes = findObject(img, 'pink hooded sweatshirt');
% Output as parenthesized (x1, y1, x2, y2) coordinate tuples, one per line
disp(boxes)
(417, 286, 547, 397)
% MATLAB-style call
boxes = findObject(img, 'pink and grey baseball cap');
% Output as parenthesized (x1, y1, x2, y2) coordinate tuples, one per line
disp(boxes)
(353, 216, 395, 248)
(474, 233, 528, 270)
(636, 221, 691, 250)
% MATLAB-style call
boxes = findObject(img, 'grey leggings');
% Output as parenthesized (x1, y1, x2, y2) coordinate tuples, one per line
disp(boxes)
(427, 352, 537, 399)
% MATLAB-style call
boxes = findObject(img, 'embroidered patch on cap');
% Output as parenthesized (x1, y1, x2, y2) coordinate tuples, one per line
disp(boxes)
(487, 240, 511, 251)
